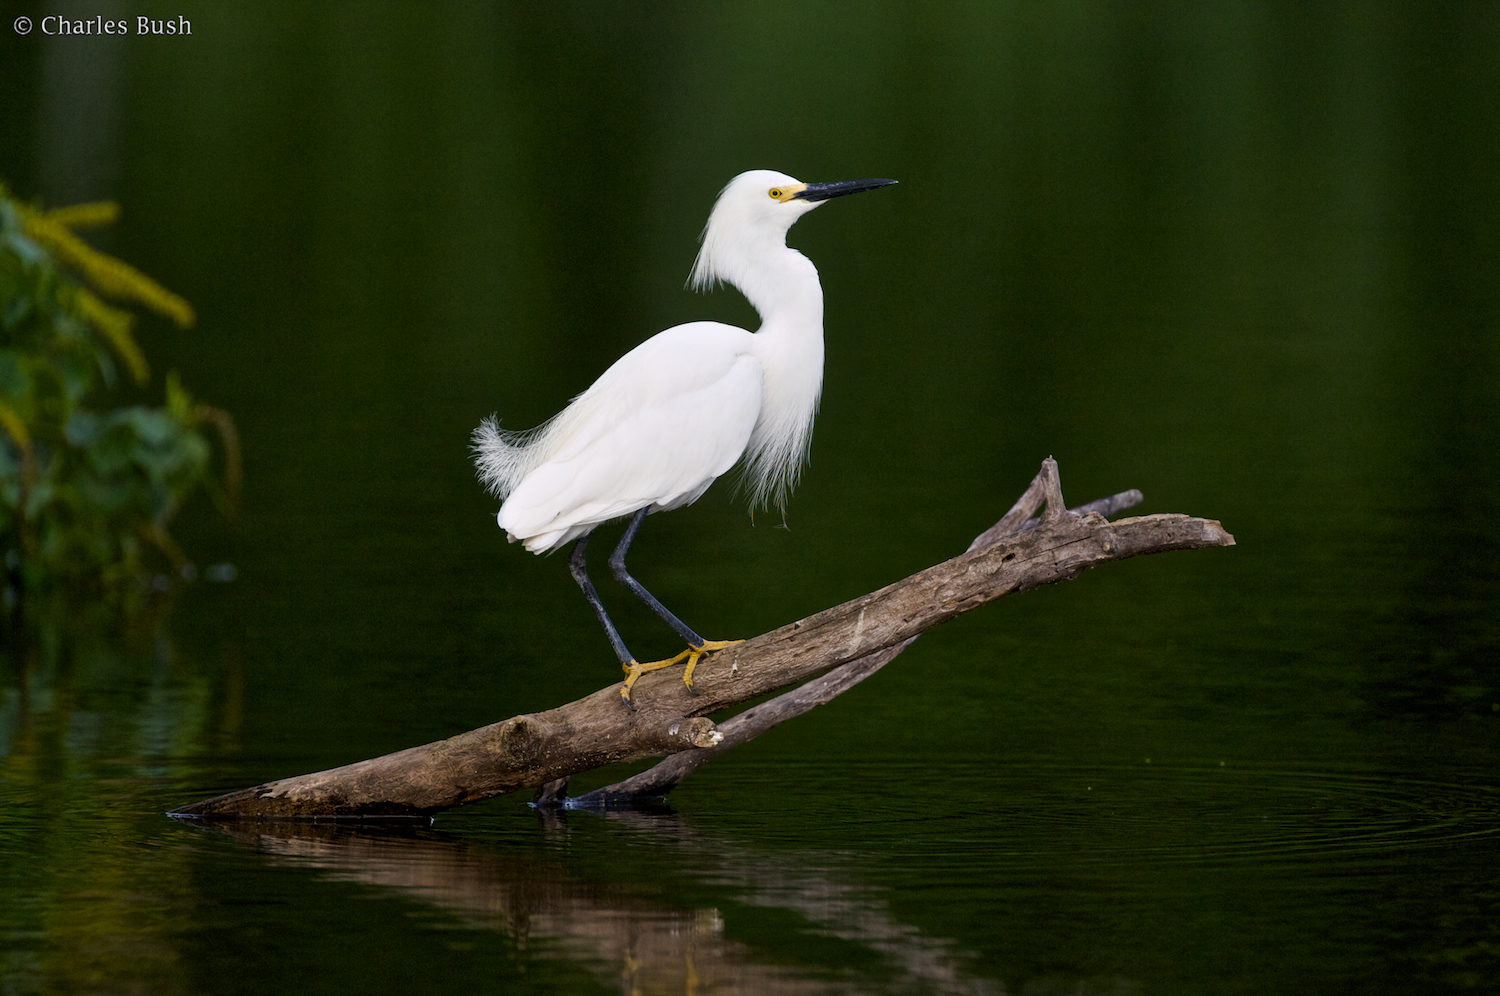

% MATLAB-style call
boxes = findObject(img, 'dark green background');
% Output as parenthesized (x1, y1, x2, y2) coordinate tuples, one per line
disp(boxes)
(2, 2, 1497, 993)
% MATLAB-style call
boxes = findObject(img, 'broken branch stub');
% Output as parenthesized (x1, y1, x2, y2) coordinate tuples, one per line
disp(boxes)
(171, 458, 1234, 819)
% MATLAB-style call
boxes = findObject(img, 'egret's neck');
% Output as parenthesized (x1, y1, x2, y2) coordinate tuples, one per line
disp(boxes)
(730, 239, 824, 334)
(729, 237, 827, 514)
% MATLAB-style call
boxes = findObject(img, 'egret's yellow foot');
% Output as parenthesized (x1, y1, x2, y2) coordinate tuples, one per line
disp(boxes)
(619, 652, 689, 709)
(618, 640, 744, 707)
(679, 639, 744, 691)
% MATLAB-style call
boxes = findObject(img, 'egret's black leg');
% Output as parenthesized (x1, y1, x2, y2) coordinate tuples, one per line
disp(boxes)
(568, 530, 634, 666)
(571, 531, 651, 710)
(608, 507, 705, 646)
(606, 507, 744, 695)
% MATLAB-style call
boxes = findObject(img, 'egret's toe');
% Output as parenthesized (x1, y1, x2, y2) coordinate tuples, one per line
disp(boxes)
(680, 638, 744, 690)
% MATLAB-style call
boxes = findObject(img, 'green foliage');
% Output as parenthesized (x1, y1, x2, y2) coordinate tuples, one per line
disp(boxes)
(0, 181, 235, 604)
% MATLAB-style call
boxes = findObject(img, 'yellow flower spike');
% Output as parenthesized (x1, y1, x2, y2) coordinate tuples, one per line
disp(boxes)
(164, 369, 192, 419)
(192, 403, 242, 523)
(0, 399, 37, 489)
(21, 211, 196, 328)
(0, 400, 33, 452)
(77, 288, 149, 384)
(42, 200, 121, 230)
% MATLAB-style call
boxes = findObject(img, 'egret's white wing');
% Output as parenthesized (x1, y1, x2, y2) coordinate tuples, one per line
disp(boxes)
(498, 322, 762, 551)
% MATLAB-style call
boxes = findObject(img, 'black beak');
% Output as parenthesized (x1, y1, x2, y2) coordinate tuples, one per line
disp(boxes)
(793, 178, 898, 202)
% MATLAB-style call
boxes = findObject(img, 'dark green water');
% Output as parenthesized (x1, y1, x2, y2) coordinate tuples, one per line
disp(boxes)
(2, 2, 1498, 993)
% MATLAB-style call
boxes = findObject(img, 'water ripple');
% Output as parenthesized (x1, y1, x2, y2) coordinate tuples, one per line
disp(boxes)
(680, 760, 1500, 875)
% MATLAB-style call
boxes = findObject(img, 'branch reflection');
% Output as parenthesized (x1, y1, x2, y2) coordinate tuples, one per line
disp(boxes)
(187, 810, 1000, 996)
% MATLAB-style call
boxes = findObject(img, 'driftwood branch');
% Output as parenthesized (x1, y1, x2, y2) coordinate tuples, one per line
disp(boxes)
(171, 458, 1233, 819)
(562, 482, 1148, 808)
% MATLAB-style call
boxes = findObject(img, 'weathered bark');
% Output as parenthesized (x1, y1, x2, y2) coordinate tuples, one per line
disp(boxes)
(565, 485, 1149, 807)
(171, 459, 1234, 818)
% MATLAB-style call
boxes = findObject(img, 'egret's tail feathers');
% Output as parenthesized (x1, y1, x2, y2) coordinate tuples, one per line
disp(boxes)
(471, 415, 546, 501)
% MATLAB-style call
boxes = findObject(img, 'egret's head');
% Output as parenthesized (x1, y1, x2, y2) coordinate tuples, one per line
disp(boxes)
(690, 170, 896, 292)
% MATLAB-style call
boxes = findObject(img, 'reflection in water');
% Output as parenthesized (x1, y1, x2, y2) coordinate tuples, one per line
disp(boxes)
(0, 598, 230, 778)
(183, 812, 1001, 996)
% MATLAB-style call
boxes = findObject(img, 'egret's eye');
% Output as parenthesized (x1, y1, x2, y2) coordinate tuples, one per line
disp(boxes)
(768, 188, 782, 200)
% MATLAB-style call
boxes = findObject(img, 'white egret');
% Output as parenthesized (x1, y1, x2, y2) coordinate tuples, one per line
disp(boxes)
(473, 169, 896, 707)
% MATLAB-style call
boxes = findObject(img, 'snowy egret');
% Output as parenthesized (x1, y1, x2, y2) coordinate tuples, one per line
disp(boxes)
(473, 169, 896, 707)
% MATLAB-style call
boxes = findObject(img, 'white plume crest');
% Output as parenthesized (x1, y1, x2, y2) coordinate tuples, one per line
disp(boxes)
(689, 169, 810, 295)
